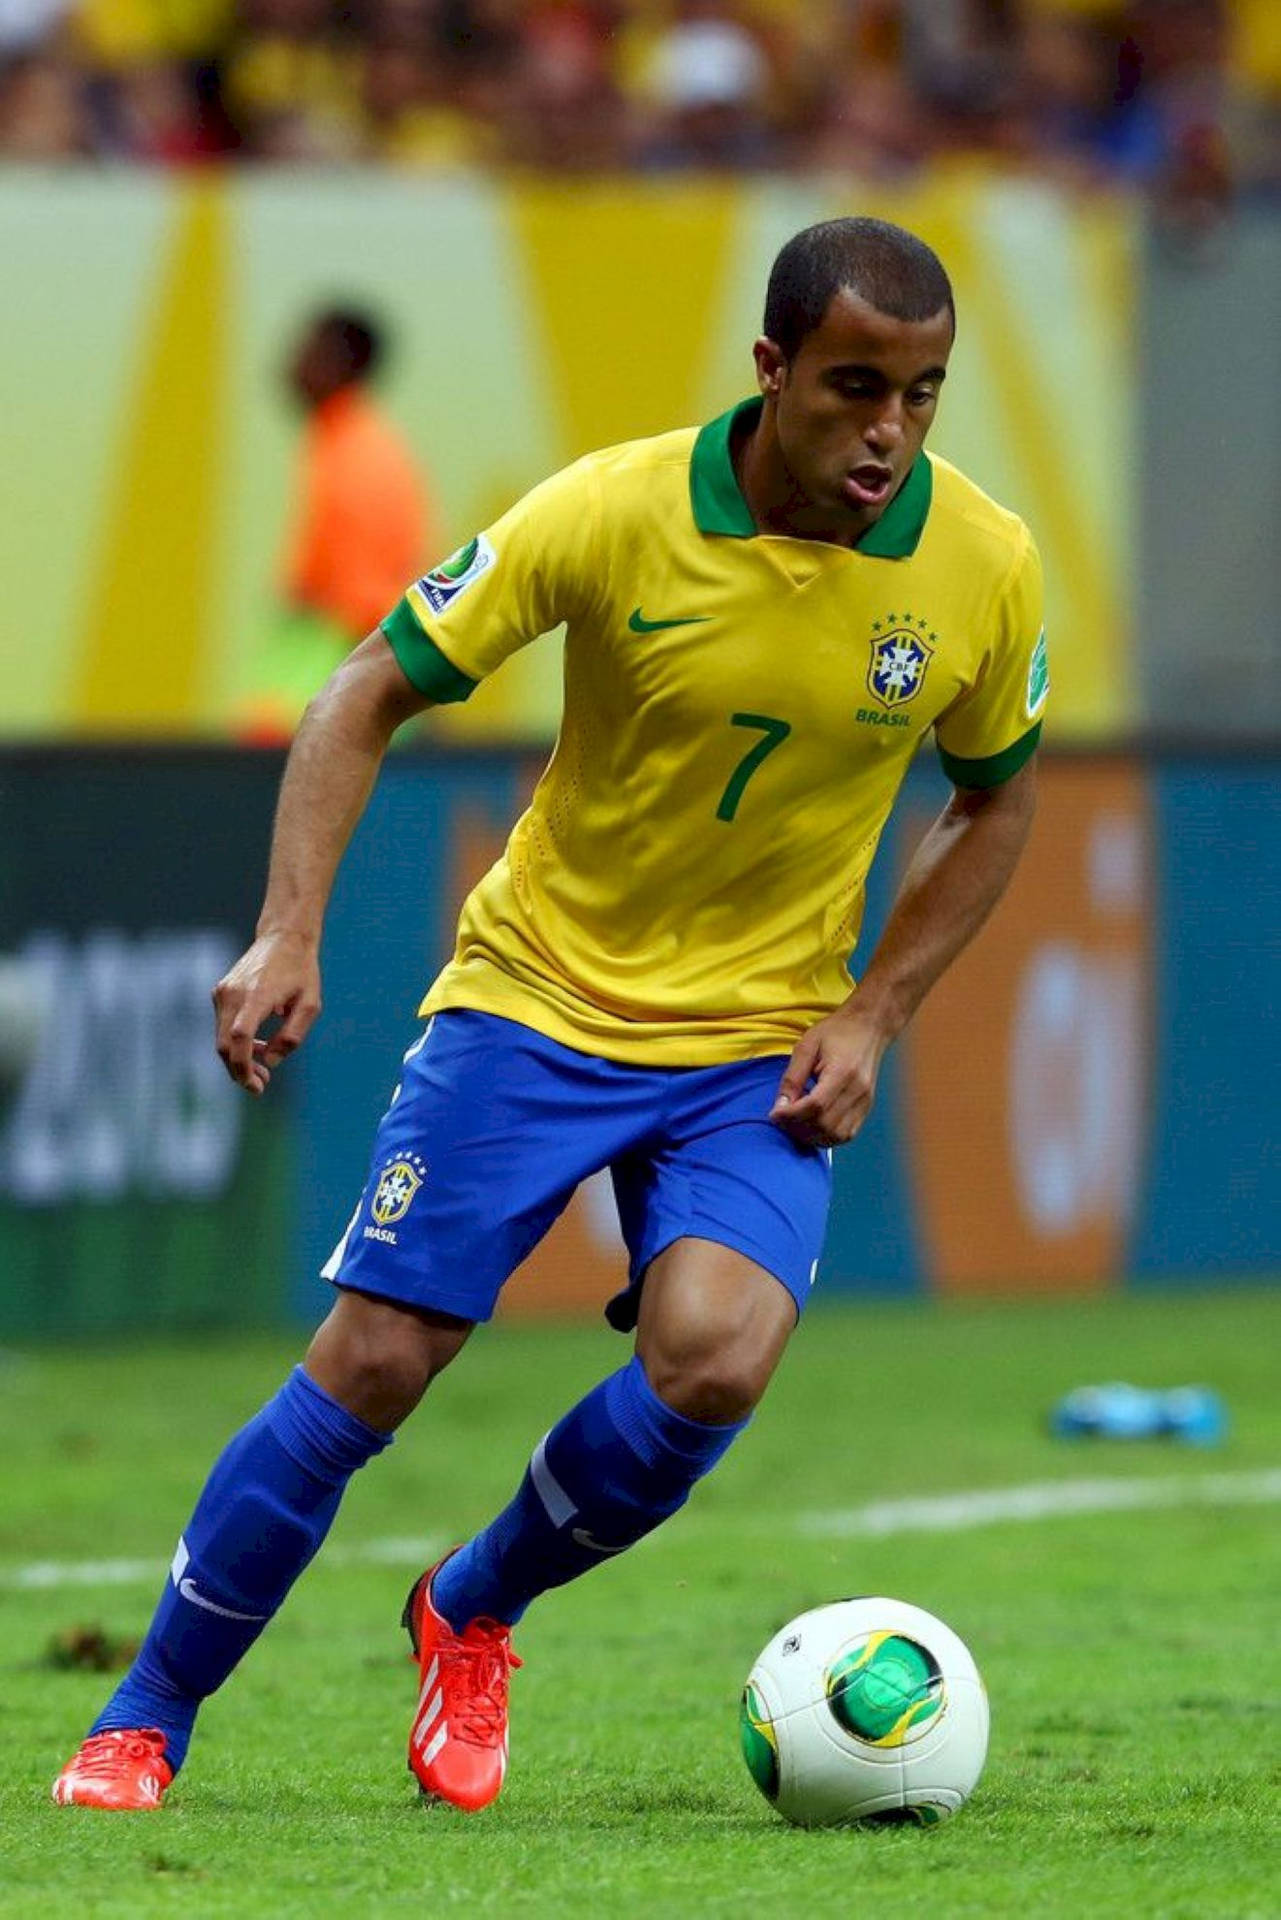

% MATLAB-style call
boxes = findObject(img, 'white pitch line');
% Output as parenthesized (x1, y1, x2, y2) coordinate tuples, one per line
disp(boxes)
(800, 1467, 1281, 1538)
(4, 1471, 1279, 1593)
(1, 1536, 446, 1594)
(7, 1557, 162, 1591)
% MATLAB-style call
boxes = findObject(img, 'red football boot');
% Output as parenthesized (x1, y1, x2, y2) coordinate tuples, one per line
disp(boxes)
(51, 1730, 173, 1811)
(403, 1560, 522, 1812)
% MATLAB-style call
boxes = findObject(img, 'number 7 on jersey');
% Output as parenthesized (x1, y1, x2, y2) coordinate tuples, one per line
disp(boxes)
(716, 713, 792, 823)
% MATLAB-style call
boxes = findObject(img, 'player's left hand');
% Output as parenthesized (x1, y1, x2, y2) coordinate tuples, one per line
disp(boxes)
(769, 1004, 892, 1149)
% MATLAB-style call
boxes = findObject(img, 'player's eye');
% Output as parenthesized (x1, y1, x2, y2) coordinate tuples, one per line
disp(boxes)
(906, 386, 937, 408)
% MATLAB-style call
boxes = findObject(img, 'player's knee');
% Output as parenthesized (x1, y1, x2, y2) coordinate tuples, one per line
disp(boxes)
(304, 1292, 472, 1430)
(638, 1260, 792, 1425)
(645, 1344, 772, 1426)
(337, 1338, 432, 1425)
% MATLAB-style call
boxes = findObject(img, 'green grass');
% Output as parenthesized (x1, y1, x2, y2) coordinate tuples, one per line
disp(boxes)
(3, 1287, 1280, 1918)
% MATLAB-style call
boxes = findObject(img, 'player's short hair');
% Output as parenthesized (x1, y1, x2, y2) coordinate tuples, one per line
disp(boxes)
(763, 219, 955, 360)
(314, 308, 384, 382)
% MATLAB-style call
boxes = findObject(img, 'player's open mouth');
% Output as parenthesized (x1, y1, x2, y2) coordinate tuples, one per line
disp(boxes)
(843, 464, 894, 508)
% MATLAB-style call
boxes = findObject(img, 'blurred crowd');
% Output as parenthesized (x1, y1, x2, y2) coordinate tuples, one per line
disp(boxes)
(0, 0, 1277, 203)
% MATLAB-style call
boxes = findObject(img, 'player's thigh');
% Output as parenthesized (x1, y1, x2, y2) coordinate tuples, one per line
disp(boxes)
(324, 1010, 646, 1326)
(608, 1052, 832, 1340)
(635, 1236, 799, 1423)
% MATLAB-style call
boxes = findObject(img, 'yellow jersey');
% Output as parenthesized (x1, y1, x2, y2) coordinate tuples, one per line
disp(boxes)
(381, 398, 1047, 1065)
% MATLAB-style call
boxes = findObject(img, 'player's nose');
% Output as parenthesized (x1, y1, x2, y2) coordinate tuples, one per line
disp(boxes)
(863, 403, 904, 452)
(860, 407, 902, 447)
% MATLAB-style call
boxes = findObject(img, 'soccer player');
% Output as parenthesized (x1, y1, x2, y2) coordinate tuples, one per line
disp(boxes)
(54, 217, 1045, 1813)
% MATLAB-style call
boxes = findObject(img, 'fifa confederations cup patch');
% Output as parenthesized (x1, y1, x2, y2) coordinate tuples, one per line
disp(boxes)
(415, 534, 496, 615)
(1027, 627, 1049, 717)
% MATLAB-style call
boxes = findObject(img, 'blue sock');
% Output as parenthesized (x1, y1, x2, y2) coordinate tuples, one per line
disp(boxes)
(432, 1356, 747, 1630)
(90, 1367, 390, 1772)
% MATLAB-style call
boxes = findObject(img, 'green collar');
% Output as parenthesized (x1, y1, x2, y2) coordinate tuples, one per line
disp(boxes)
(688, 396, 933, 558)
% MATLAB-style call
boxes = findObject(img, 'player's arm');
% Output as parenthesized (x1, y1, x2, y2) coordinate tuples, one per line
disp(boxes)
(771, 763, 1036, 1148)
(216, 460, 599, 1095)
(214, 633, 430, 1096)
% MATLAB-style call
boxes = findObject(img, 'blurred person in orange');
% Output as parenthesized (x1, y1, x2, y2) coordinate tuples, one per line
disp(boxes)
(237, 308, 440, 742)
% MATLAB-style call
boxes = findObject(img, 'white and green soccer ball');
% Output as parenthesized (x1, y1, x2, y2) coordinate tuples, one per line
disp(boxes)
(740, 1596, 989, 1828)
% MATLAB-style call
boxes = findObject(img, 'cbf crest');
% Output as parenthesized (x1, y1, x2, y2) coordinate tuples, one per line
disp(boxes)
(371, 1153, 428, 1228)
(866, 614, 937, 710)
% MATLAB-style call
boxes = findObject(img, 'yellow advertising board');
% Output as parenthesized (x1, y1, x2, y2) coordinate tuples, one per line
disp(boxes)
(0, 170, 1136, 741)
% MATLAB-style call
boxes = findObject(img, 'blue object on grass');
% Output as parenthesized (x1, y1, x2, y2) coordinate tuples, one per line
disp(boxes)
(1158, 1385, 1228, 1446)
(1050, 1383, 1226, 1445)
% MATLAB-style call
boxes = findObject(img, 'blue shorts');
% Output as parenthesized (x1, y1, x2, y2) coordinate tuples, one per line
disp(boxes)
(323, 1010, 831, 1330)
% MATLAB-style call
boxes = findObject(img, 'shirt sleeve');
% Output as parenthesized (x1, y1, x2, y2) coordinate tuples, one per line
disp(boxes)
(378, 456, 600, 704)
(934, 526, 1048, 788)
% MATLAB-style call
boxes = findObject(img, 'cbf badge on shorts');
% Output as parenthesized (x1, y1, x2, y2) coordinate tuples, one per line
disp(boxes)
(364, 1152, 429, 1247)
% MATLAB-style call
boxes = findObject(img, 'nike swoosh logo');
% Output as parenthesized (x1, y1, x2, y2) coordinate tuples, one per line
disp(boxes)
(571, 1526, 626, 1556)
(178, 1576, 269, 1622)
(628, 608, 710, 634)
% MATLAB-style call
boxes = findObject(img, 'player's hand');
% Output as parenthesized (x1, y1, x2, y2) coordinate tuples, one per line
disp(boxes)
(212, 929, 322, 1097)
(769, 1003, 892, 1149)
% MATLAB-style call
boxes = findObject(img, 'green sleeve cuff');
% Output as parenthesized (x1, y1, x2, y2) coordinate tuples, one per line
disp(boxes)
(937, 721, 1042, 789)
(380, 599, 478, 704)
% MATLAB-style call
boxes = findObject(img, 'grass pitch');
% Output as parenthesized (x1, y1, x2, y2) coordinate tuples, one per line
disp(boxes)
(4, 1286, 1280, 1918)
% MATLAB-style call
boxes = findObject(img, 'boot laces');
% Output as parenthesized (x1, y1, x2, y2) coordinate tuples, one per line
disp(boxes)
(441, 1623, 522, 1746)
(75, 1730, 166, 1776)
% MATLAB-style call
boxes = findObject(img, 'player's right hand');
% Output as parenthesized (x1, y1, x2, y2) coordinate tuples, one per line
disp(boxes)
(212, 930, 322, 1097)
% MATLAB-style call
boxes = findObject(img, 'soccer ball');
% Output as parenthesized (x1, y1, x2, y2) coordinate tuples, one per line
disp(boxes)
(739, 1596, 989, 1827)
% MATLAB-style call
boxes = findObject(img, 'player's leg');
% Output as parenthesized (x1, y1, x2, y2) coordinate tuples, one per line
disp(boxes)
(406, 1048, 830, 1811)
(305, 1286, 473, 1429)
(54, 1007, 572, 1811)
(364, 1018, 687, 1810)
(428, 1238, 796, 1637)
(53, 1290, 468, 1810)
(407, 1240, 793, 1811)
(635, 1235, 797, 1421)
(428, 1050, 830, 1634)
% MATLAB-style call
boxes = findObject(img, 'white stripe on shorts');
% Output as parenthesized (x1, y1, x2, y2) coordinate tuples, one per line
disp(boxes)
(321, 1203, 362, 1282)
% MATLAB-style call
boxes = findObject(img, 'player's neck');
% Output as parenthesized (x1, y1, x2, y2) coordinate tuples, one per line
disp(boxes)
(735, 409, 876, 550)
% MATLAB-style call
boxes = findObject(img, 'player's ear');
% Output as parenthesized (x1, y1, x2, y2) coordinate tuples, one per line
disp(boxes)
(753, 336, 787, 399)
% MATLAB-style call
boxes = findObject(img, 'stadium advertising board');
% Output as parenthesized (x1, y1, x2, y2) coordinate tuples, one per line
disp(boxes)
(903, 760, 1151, 1294)
(0, 752, 291, 1337)
(0, 172, 1133, 747)
(2, 750, 1275, 1337)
